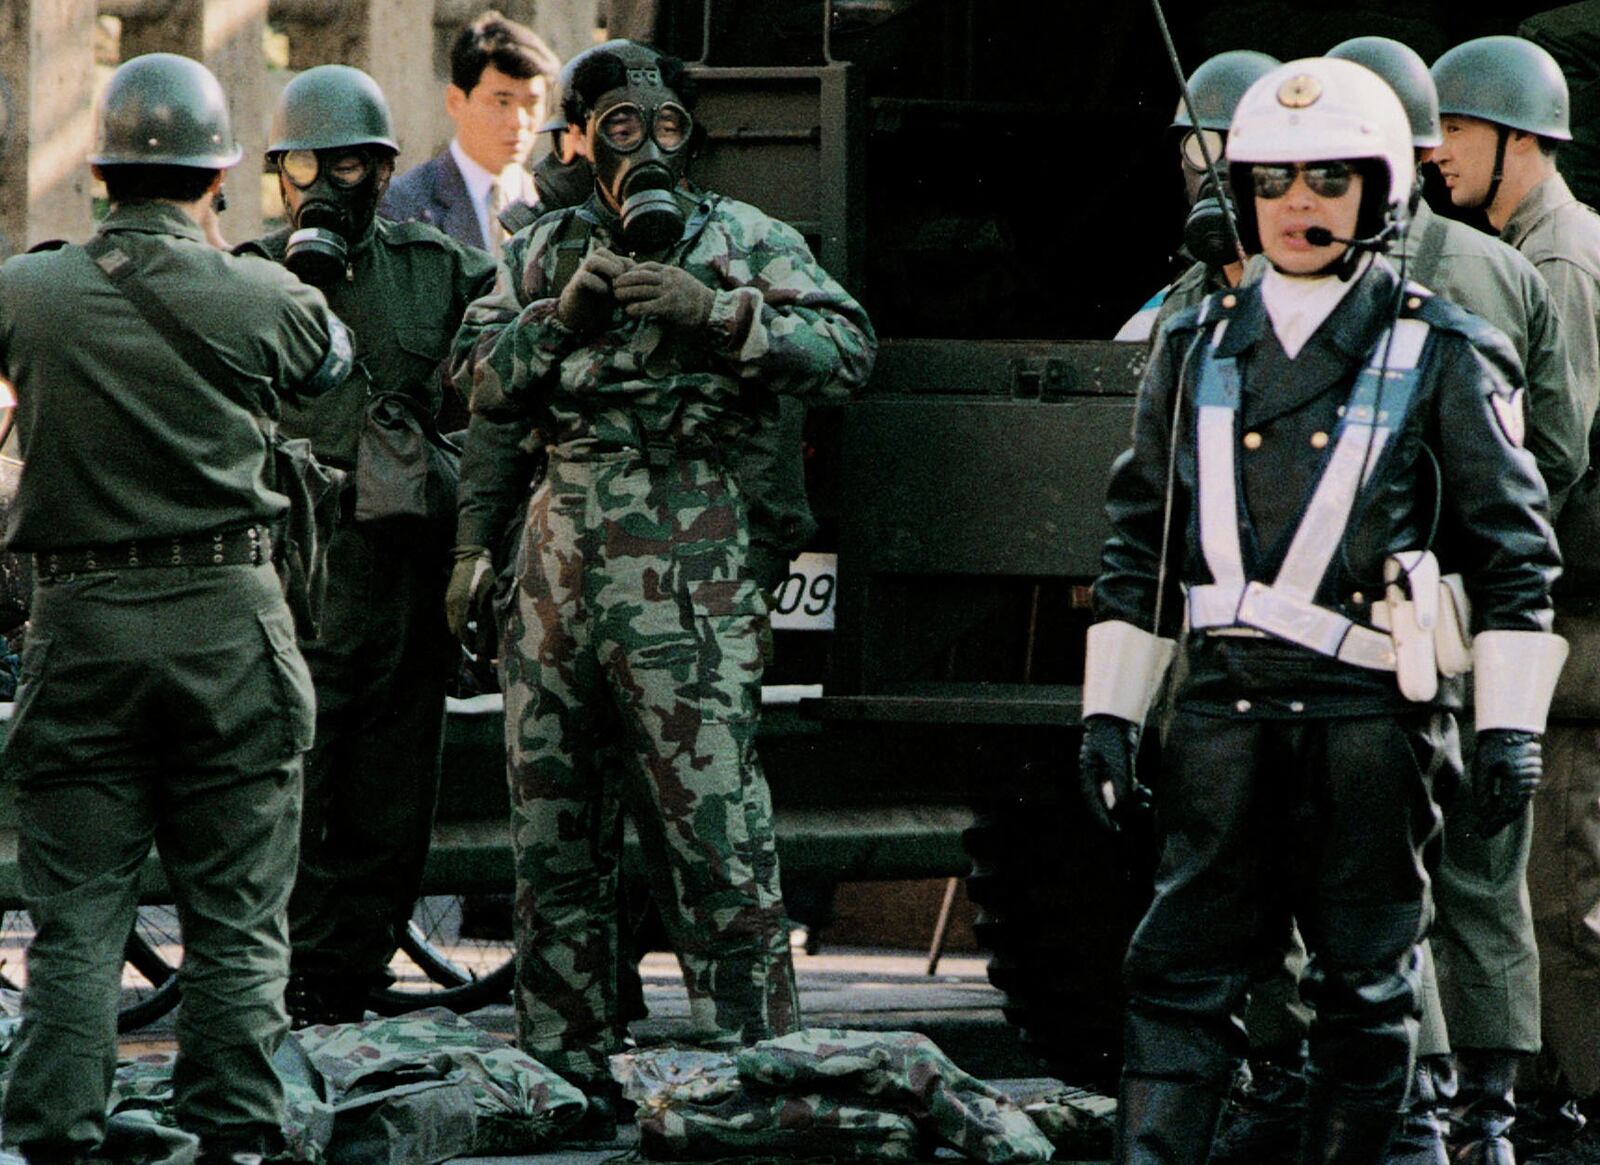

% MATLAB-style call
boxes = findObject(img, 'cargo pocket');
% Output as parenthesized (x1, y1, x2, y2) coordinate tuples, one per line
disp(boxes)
(687, 577, 766, 723)
(257, 606, 316, 754)
(4, 630, 52, 773)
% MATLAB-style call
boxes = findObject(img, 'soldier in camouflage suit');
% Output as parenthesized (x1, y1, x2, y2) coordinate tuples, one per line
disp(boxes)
(451, 39, 876, 1132)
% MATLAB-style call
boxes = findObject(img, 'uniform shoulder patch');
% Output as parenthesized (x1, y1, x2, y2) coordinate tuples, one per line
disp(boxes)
(1491, 388, 1527, 448)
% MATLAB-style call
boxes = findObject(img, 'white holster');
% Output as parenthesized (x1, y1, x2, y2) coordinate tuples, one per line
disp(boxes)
(1370, 550, 1472, 702)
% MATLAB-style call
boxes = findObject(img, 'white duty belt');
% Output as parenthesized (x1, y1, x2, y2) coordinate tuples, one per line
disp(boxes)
(1185, 301, 1433, 672)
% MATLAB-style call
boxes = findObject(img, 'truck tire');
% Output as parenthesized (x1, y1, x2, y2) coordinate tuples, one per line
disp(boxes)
(0, 906, 183, 1033)
(368, 895, 515, 1015)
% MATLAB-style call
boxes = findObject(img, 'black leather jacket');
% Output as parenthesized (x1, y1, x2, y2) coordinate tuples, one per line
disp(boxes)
(1094, 257, 1559, 717)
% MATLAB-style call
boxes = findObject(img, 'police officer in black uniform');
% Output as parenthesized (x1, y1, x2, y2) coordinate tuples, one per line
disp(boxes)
(1082, 57, 1565, 1165)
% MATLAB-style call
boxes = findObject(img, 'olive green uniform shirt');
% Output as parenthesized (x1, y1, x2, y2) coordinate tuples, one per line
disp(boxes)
(238, 217, 497, 468)
(1501, 174, 1600, 481)
(0, 202, 346, 550)
(1520, 2, 1600, 211)
(1401, 198, 1587, 510)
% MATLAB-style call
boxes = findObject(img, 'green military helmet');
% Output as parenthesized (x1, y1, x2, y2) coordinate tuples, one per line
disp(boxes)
(1431, 35, 1572, 141)
(1328, 36, 1441, 149)
(1171, 49, 1281, 132)
(268, 64, 398, 157)
(91, 52, 242, 168)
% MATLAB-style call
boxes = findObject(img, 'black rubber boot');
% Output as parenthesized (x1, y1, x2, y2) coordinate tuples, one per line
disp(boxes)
(1116, 1075, 1227, 1165)
(1209, 1057, 1307, 1165)
(1450, 1049, 1519, 1165)
(285, 973, 367, 1028)
(1386, 1057, 1449, 1165)
(565, 1079, 626, 1145)
(196, 1126, 292, 1165)
(1300, 1094, 1400, 1165)
(19, 1148, 92, 1165)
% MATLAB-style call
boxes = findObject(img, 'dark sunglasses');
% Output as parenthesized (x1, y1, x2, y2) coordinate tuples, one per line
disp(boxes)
(1250, 161, 1356, 200)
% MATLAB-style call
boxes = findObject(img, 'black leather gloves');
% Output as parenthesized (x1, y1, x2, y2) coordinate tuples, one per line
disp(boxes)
(1079, 714, 1151, 835)
(1471, 728, 1542, 839)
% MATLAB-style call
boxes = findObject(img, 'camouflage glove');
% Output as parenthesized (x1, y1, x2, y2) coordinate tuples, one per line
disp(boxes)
(557, 247, 632, 334)
(613, 262, 715, 329)
(1078, 714, 1150, 835)
(446, 544, 494, 648)
(1470, 728, 1542, 838)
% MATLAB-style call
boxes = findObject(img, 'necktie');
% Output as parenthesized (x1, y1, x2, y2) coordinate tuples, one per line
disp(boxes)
(487, 178, 508, 255)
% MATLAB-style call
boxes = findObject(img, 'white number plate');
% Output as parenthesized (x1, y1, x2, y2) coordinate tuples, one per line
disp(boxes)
(770, 552, 837, 631)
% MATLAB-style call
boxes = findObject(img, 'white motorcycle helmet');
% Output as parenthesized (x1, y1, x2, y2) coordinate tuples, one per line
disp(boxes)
(1225, 56, 1414, 254)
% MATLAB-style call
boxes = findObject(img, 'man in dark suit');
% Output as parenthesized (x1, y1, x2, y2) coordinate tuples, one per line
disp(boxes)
(382, 10, 559, 255)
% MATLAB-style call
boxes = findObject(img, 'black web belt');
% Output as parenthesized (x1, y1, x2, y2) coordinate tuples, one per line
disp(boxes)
(33, 524, 271, 581)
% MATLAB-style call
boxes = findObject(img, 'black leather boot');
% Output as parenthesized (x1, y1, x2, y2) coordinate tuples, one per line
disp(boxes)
(1386, 1057, 1449, 1165)
(1449, 1049, 1519, 1164)
(1300, 1094, 1400, 1165)
(1210, 1056, 1307, 1165)
(1117, 1075, 1227, 1165)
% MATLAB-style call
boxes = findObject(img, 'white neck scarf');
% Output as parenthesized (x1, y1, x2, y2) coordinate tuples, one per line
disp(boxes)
(1259, 253, 1371, 359)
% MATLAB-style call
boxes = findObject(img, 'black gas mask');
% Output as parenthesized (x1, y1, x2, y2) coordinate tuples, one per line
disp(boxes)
(276, 146, 387, 286)
(1185, 175, 1238, 267)
(533, 149, 594, 214)
(587, 77, 692, 254)
(1179, 128, 1239, 267)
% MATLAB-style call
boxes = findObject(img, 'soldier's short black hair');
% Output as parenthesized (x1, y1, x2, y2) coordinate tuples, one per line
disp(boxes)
(563, 46, 697, 128)
(450, 9, 560, 93)
(99, 164, 218, 205)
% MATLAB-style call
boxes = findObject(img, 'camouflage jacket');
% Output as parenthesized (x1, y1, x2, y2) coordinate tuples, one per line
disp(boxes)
(451, 189, 876, 456)
(612, 1029, 1052, 1164)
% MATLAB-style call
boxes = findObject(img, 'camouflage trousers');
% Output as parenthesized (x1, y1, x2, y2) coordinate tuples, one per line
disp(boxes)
(502, 450, 799, 1085)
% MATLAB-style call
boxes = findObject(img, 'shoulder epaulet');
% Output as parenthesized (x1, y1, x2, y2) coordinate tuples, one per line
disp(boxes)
(1407, 284, 1484, 337)
(1185, 281, 1253, 329)
(26, 239, 68, 253)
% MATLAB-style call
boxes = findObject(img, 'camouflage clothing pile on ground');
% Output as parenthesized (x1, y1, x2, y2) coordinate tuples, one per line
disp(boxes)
(612, 1028, 1053, 1163)
(92, 1009, 586, 1164)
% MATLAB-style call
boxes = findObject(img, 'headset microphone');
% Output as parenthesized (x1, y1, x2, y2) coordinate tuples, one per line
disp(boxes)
(1304, 223, 1398, 249)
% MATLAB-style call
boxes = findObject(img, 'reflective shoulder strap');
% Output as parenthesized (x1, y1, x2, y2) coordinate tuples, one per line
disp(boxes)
(1271, 316, 1432, 601)
(1191, 317, 1248, 626)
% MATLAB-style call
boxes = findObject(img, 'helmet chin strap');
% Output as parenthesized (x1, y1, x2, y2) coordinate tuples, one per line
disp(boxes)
(1466, 126, 1510, 213)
